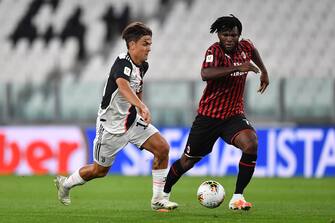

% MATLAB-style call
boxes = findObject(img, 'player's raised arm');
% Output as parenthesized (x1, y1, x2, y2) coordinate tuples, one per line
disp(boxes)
(201, 62, 259, 81)
(251, 47, 269, 94)
(201, 66, 239, 81)
(116, 78, 151, 123)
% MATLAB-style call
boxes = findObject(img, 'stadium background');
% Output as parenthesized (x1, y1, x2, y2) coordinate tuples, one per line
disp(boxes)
(0, 0, 334, 222)
(0, 0, 334, 177)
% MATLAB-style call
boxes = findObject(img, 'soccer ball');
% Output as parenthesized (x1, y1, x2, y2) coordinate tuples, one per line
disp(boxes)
(197, 180, 225, 208)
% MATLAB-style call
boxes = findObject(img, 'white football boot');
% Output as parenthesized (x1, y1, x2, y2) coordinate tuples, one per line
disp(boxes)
(229, 194, 252, 210)
(54, 176, 71, 206)
(151, 192, 178, 211)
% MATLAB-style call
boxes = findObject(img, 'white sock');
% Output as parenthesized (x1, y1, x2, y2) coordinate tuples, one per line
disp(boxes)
(151, 169, 168, 202)
(162, 192, 170, 199)
(231, 193, 244, 200)
(63, 169, 86, 189)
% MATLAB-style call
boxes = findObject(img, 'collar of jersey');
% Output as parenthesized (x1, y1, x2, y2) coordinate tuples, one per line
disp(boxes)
(127, 52, 143, 68)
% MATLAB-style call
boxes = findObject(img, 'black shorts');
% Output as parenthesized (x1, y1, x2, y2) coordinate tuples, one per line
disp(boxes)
(184, 114, 255, 158)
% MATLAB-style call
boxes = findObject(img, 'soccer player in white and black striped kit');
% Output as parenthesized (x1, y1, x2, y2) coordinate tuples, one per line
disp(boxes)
(55, 22, 178, 211)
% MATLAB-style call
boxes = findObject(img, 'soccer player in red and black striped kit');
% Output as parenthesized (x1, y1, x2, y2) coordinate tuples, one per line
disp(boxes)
(163, 15, 269, 210)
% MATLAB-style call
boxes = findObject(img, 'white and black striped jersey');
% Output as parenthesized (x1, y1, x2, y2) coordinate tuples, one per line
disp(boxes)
(98, 52, 149, 134)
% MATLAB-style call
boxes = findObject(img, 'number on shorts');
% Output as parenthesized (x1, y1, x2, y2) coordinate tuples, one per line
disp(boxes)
(136, 118, 148, 130)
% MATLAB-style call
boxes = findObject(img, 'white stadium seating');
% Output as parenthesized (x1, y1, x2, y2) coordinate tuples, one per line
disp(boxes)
(0, 0, 334, 124)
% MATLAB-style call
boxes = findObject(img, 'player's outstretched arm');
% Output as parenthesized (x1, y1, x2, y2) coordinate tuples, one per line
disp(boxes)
(201, 62, 259, 81)
(137, 91, 143, 101)
(201, 66, 238, 81)
(251, 47, 269, 94)
(116, 78, 151, 123)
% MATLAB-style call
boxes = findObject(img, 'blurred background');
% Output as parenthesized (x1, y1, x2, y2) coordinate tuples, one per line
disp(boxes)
(0, 0, 334, 177)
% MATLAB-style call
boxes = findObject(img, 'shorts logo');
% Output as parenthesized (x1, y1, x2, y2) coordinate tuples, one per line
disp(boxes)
(206, 55, 213, 62)
(186, 145, 191, 154)
(124, 67, 131, 76)
(101, 156, 106, 163)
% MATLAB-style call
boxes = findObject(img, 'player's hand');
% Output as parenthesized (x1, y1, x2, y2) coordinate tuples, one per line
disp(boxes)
(258, 72, 269, 94)
(139, 103, 152, 124)
(237, 62, 259, 73)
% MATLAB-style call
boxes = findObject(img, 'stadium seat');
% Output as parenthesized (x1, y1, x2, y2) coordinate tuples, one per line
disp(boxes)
(58, 38, 79, 72)
(0, 0, 335, 124)
(246, 76, 281, 118)
(85, 21, 106, 55)
(0, 83, 6, 121)
(22, 88, 56, 121)
(145, 81, 194, 126)
(60, 76, 103, 121)
(81, 55, 109, 81)
(284, 78, 334, 119)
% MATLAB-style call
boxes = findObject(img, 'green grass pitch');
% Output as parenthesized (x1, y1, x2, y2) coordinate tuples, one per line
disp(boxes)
(0, 175, 334, 223)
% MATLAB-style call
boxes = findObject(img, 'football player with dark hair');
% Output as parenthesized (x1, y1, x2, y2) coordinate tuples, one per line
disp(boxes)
(163, 15, 269, 211)
(55, 22, 178, 211)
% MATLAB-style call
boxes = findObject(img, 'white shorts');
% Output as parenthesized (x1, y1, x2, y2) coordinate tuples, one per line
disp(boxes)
(93, 115, 159, 167)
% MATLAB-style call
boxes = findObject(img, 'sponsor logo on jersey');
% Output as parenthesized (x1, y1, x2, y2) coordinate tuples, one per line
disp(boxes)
(230, 62, 248, 76)
(230, 72, 247, 77)
(124, 67, 131, 76)
(206, 55, 213, 62)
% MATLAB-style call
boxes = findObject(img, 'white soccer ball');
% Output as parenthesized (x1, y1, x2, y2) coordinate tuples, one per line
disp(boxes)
(197, 180, 225, 208)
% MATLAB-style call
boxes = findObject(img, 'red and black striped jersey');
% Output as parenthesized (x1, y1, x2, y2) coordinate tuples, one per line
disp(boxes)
(197, 39, 255, 120)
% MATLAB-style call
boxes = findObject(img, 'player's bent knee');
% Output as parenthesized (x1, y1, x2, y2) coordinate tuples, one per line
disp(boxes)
(154, 141, 170, 160)
(244, 140, 258, 154)
(155, 148, 169, 161)
(161, 143, 170, 156)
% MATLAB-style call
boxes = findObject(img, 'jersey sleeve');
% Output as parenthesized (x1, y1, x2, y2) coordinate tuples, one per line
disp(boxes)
(240, 39, 255, 57)
(202, 45, 222, 69)
(111, 58, 133, 81)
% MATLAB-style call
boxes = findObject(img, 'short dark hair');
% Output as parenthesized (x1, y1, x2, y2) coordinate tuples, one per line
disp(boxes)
(121, 22, 152, 48)
(210, 14, 242, 35)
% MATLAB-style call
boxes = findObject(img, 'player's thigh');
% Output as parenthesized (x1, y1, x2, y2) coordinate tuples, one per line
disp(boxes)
(93, 124, 128, 167)
(141, 132, 169, 156)
(184, 115, 221, 158)
(127, 116, 160, 151)
(219, 115, 258, 153)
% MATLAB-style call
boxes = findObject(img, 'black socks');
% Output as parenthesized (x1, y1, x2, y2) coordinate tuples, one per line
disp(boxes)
(164, 153, 257, 194)
(163, 159, 186, 193)
(235, 153, 257, 194)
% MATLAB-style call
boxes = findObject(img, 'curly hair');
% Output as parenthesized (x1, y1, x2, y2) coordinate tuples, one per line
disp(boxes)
(210, 14, 242, 35)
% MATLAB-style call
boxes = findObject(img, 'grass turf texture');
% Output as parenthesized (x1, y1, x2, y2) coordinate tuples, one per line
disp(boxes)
(0, 176, 334, 223)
